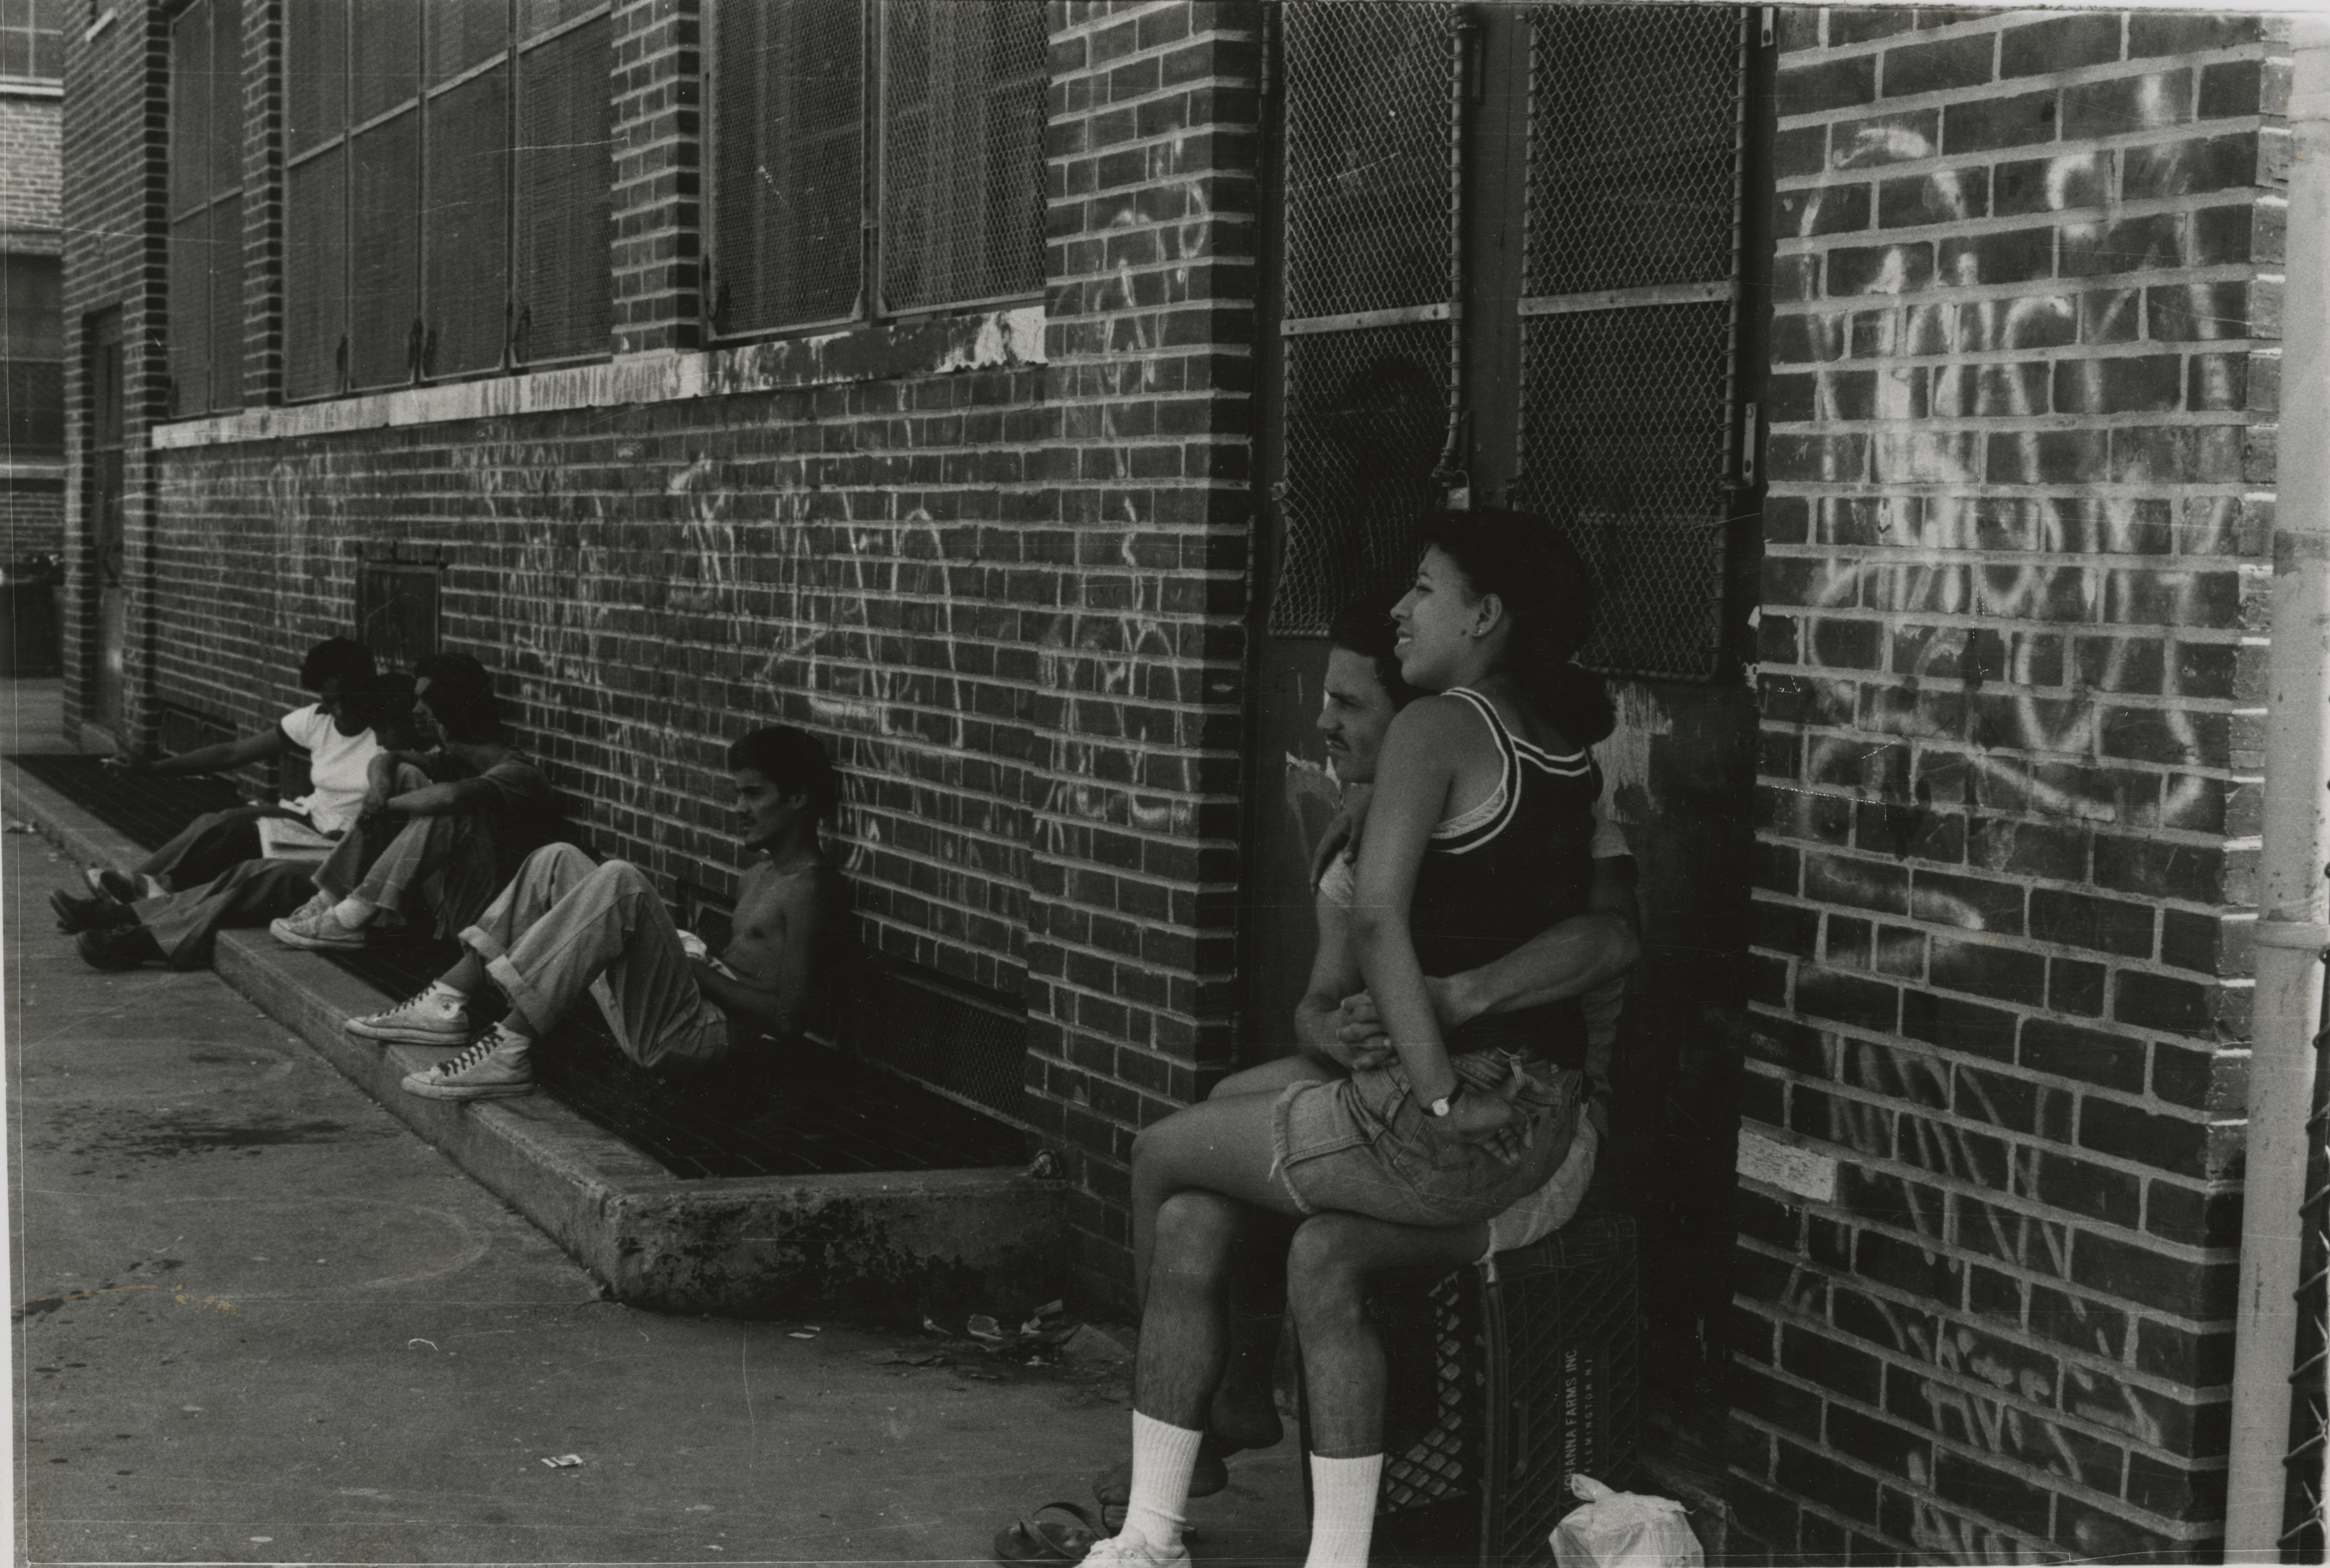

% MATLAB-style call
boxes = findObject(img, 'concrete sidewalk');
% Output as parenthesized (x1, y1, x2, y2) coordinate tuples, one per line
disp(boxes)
(6, 829, 1309, 1564)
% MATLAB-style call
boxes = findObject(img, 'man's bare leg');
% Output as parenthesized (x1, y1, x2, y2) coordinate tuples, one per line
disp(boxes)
(1099, 1095, 1307, 1560)
(1285, 1212, 1488, 1568)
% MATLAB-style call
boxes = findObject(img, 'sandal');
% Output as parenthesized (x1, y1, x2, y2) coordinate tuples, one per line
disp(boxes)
(993, 1501, 1103, 1565)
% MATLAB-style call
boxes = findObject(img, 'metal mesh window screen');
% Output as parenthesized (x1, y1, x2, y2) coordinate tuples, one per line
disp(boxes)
(209, 194, 245, 410)
(1517, 303, 1732, 680)
(169, 6, 210, 215)
(348, 111, 422, 390)
(520, 0, 600, 37)
(287, 0, 346, 156)
(353, 0, 423, 126)
(1525, 7, 1743, 298)
(1272, 324, 1451, 636)
(208, 0, 243, 199)
(429, 0, 508, 85)
(877, 0, 1044, 314)
(286, 146, 348, 400)
(514, 14, 612, 363)
(711, 0, 864, 334)
(423, 66, 510, 377)
(1515, 6, 1744, 682)
(1282, 2, 1456, 321)
(167, 212, 211, 416)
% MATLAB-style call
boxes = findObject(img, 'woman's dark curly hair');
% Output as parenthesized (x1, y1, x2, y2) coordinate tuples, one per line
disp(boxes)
(1417, 507, 1614, 747)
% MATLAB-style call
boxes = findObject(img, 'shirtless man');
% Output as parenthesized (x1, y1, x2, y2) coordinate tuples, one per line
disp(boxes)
(338, 726, 842, 1101)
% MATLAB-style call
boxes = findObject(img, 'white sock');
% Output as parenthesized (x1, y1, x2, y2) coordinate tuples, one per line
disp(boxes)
(1303, 1453, 1383, 1568)
(332, 895, 376, 928)
(1119, 1411, 1204, 1551)
(422, 981, 469, 1014)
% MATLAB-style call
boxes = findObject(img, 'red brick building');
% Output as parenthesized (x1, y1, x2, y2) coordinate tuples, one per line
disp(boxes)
(57, 3, 2311, 1558)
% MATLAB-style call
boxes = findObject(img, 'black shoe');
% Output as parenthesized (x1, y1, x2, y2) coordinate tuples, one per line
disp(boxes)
(83, 867, 141, 904)
(76, 924, 162, 971)
(51, 888, 134, 934)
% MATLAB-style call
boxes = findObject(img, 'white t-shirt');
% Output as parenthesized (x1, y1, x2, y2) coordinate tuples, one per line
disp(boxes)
(278, 703, 382, 834)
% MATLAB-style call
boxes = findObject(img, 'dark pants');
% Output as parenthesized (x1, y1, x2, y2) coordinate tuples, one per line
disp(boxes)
(133, 860, 317, 969)
(135, 803, 300, 891)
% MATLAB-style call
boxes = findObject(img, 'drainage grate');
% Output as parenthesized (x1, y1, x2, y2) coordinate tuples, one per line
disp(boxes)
(12, 754, 249, 849)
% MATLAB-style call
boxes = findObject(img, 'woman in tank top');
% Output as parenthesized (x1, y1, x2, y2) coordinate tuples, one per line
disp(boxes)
(1122, 508, 1613, 1263)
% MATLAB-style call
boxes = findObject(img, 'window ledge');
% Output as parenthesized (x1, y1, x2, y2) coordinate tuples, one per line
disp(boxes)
(0, 77, 62, 99)
(150, 305, 1047, 451)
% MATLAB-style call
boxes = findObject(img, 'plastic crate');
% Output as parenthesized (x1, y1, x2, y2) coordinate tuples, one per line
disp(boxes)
(1299, 1212, 1640, 1568)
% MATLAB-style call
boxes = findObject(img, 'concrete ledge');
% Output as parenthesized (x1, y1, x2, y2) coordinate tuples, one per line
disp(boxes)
(3, 758, 1067, 1320)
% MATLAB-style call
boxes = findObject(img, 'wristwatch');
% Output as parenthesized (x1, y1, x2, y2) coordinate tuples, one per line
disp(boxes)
(1425, 1089, 1458, 1117)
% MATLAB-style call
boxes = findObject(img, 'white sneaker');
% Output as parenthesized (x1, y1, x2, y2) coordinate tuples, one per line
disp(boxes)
(1081, 1534, 1190, 1568)
(271, 898, 366, 951)
(346, 987, 468, 1046)
(401, 1030, 534, 1101)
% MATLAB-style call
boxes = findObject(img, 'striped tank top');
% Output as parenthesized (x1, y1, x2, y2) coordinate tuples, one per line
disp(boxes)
(1411, 686, 1602, 1070)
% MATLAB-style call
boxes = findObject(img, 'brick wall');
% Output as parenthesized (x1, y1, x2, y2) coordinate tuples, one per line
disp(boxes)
(84, 0, 1258, 1303)
(1030, 0, 1258, 1305)
(61, 6, 169, 737)
(1739, 8, 2280, 1559)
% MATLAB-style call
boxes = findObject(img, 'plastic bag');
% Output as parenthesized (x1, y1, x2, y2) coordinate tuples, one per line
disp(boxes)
(1549, 1475, 1704, 1568)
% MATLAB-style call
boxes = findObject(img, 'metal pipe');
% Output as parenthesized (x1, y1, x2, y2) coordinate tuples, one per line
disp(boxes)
(2227, 16, 2330, 1558)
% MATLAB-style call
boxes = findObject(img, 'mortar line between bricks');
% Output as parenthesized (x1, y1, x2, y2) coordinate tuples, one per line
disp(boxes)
(1776, 189, 2263, 241)
(1736, 1310, 2238, 1481)
(1732, 1400, 2218, 1547)
(1773, 276, 2262, 311)
(1739, 1056, 2246, 1172)
(1748, 987, 2252, 1069)
(1736, 1200, 2237, 1325)
(1778, 54, 2265, 119)
(1785, 14, 2255, 65)
(1776, 342, 2269, 372)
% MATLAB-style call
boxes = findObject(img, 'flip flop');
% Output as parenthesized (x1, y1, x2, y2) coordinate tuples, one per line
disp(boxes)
(992, 1501, 1102, 1565)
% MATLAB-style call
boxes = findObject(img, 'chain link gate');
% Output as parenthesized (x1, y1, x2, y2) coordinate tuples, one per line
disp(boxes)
(1514, 5, 1748, 682)
(1270, 1, 1463, 638)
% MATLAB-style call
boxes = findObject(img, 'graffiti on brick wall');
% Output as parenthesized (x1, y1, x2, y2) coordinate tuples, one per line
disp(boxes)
(1773, 124, 2249, 887)
(1035, 496, 1202, 847)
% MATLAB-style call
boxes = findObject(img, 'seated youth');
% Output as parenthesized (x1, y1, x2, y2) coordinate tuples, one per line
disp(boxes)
(1082, 513, 1619, 1568)
(52, 673, 423, 971)
(268, 658, 561, 950)
(343, 726, 845, 1102)
(75, 637, 382, 901)
(1013, 593, 1636, 1556)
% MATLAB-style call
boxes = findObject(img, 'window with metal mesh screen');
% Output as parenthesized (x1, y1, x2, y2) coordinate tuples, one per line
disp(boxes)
(349, 112, 422, 391)
(1516, 6, 1744, 682)
(429, 0, 507, 85)
(711, 0, 864, 335)
(166, 0, 244, 417)
(1517, 302, 1733, 680)
(287, 0, 346, 155)
(353, 0, 422, 126)
(514, 12, 613, 364)
(0, 0, 64, 80)
(1526, 7, 1743, 298)
(207, 194, 245, 411)
(1269, 3, 1460, 636)
(1273, 324, 1451, 637)
(286, 146, 349, 400)
(1, 255, 63, 456)
(1282, 2, 1456, 321)
(877, 0, 1045, 314)
(423, 67, 511, 378)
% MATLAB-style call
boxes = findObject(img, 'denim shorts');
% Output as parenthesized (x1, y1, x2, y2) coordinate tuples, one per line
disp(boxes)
(1270, 1054, 1585, 1227)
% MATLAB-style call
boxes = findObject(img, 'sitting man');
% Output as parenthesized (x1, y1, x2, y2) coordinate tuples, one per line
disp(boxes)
(77, 636, 382, 900)
(268, 654, 561, 951)
(53, 672, 424, 971)
(1029, 597, 1638, 1568)
(343, 725, 844, 1103)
